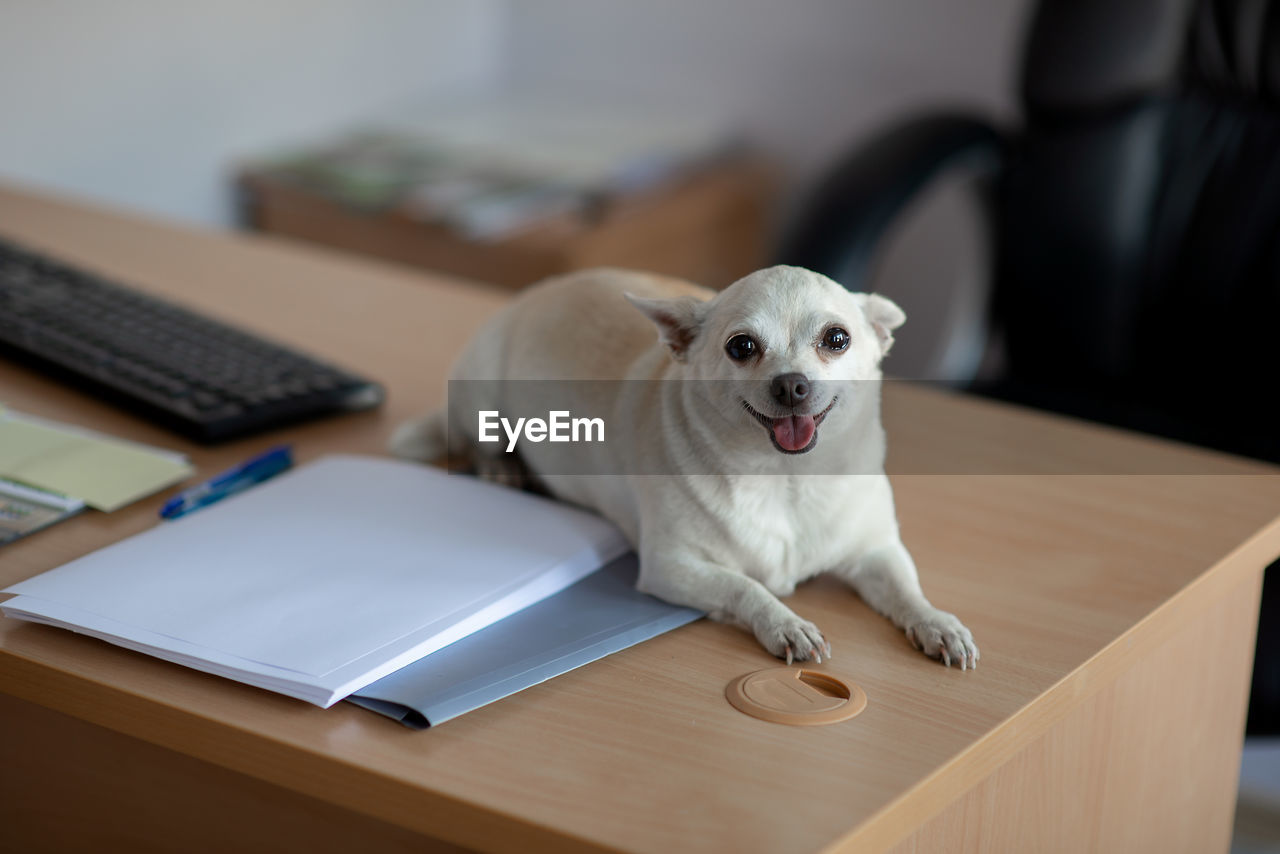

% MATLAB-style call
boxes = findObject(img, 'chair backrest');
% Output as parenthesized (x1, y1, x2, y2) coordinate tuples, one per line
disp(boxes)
(997, 0, 1280, 455)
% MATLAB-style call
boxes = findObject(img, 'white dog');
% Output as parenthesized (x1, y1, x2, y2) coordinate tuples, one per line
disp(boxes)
(392, 266, 978, 669)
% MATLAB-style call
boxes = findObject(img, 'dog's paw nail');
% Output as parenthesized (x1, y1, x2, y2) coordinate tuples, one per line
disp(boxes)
(785, 646, 794, 666)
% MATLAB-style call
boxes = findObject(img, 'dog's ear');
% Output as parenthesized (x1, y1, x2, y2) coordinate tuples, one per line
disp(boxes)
(624, 293, 707, 362)
(860, 294, 906, 356)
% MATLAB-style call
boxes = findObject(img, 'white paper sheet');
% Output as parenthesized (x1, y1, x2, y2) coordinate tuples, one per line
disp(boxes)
(1, 455, 628, 706)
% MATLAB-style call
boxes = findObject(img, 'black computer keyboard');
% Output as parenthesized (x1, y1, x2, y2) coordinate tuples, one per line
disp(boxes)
(0, 235, 385, 443)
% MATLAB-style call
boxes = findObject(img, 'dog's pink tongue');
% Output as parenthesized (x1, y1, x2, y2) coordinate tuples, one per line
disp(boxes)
(772, 415, 816, 451)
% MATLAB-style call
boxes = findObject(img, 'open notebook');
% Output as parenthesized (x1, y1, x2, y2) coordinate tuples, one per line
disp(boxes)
(0, 455, 628, 707)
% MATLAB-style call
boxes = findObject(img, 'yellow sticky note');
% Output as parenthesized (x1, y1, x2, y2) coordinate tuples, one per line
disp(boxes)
(0, 417, 192, 512)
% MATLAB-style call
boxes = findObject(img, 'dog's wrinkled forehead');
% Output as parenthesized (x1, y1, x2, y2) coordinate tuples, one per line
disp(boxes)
(709, 266, 859, 341)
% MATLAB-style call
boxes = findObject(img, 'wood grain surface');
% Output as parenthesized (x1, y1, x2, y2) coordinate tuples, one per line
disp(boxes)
(1, 183, 1278, 853)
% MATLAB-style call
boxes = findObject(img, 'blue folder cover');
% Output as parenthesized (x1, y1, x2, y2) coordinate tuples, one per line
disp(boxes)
(347, 553, 702, 728)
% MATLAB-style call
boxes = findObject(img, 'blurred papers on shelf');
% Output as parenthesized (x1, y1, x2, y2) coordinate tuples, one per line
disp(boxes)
(243, 99, 739, 242)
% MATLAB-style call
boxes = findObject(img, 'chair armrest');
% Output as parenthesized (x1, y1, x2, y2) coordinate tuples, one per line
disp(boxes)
(778, 114, 1007, 286)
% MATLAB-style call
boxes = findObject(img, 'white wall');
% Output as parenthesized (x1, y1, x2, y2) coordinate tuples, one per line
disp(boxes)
(0, 1, 1029, 235)
(0, 0, 503, 227)
(501, 0, 1030, 201)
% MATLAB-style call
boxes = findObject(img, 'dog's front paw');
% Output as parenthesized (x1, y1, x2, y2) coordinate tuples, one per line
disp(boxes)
(905, 610, 979, 670)
(755, 613, 831, 665)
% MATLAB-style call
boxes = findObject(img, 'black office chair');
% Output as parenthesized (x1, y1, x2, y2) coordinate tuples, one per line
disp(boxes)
(781, 0, 1280, 729)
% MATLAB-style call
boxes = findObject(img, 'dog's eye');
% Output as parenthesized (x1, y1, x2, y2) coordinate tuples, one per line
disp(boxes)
(822, 327, 850, 352)
(724, 334, 758, 362)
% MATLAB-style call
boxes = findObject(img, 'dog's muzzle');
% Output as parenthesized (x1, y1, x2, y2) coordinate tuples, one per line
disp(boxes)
(742, 397, 838, 454)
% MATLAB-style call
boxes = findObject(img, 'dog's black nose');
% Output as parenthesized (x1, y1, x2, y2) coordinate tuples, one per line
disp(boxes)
(770, 373, 810, 408)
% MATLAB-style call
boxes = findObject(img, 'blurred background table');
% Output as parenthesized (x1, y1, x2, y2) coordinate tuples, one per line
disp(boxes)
(235, 107, 776, 291)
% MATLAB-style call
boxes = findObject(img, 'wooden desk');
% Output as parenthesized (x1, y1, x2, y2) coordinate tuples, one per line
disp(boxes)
(2, 184, 1279, 854)
(239, 158, 775, 291)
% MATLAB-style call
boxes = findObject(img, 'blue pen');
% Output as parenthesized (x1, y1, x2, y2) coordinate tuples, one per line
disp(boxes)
(160, 445, 294, 520)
